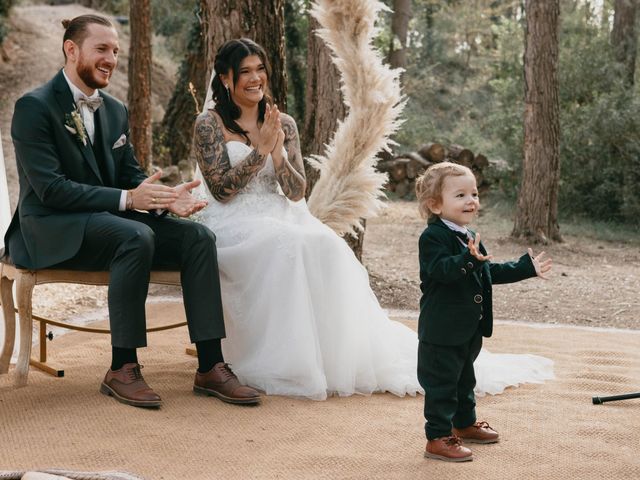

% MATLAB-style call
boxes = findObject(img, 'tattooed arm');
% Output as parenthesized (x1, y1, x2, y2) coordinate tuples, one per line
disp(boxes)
(193, 111, 268, 203)
(271, 113, 306, 201)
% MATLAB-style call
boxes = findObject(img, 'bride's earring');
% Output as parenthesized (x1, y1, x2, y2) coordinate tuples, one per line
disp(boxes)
(225, 84, 230, 101)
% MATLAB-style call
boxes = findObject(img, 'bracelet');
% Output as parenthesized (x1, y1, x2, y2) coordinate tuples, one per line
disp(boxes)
(126, 190, 134, 210)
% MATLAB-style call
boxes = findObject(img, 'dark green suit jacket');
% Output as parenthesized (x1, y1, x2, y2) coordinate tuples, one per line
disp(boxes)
(418, 217, 536, 346)
(4, 70, 147, 269)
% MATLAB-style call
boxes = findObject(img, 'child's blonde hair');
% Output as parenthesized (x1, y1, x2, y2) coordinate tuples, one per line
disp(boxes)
(415, 162, 475, 219)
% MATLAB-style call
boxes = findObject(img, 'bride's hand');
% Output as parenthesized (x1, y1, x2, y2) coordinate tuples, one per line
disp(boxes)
(257, 104, 281, 156)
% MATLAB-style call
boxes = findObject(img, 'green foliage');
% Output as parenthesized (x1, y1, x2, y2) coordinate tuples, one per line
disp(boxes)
(393, 0, 640, 223)
(0, 0, 10, 16)
(89, 0, 129, 16)
(0, 0, 13, 44)
(72, 0, 197, 62)
(151, 0, 196, 60)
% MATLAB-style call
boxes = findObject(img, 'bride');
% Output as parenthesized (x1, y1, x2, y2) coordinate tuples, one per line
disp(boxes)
(192, 38, 553, 400)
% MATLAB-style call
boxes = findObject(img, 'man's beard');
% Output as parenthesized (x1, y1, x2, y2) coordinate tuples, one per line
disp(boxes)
(77, 57, 110, 90)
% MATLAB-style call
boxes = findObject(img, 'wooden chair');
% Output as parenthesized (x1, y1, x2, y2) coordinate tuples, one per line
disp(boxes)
(0, 257, 185, 386)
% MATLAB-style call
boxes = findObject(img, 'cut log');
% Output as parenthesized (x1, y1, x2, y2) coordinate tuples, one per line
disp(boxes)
(396, 153, 431, 179)
(388, 158, 409, 182)
(418, 142, 446, 163)
(447, 144, 474, 167)
(383, 143, 492, 199)
(394, 178, 411, 198)
(472, 169, 484, 188)
(473, 153, 489, 169)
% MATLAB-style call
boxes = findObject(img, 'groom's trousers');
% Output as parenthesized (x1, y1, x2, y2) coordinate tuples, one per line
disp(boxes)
(53, 210, 225, 348)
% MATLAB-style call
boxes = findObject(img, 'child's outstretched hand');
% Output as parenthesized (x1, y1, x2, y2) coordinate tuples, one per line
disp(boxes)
(528, 248, 552, 279)
(468, 232, 493, 262)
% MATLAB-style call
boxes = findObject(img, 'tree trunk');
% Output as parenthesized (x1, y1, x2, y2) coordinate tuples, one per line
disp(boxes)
(512, 0, 562, 244)
(128, 0, 153, 172)
(302, 17, 364, 260)
(284, 0, 307, 125)
(200, 0, 287, 110)
(301, 17, 347, 196)
(612, 0, 638, 85)
(158, 10, 207, 167)
(388, 0, 412, 72)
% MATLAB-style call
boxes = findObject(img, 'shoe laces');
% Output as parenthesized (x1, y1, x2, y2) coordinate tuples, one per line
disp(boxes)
(444, 435, 463, 446)
(217, 363, 238, 381)
(126, 364, 144, 381)
(474, 421, 491, 429)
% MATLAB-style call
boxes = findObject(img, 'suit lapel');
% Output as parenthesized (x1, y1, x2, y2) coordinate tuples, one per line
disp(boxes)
(433, 218, 484, 288)
(52, 70, 105, 184)
(94, 106, 115, 186)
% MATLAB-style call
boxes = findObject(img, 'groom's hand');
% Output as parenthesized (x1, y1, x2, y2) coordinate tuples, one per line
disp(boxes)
(130, 171, 179, 210)
(166, 179, 208, 217)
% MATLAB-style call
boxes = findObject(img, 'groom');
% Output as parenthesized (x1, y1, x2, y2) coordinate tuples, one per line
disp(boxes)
(3, 14, 260, 407)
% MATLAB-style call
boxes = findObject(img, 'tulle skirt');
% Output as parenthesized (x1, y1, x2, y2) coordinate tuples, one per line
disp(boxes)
(200, 194, 553, 400)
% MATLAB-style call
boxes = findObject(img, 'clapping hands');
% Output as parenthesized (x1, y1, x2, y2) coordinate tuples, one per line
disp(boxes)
(129, 171, 207, 217)
(257, 104, 283, 157)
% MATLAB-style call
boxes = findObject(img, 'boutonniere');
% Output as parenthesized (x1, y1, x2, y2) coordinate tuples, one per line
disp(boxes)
(64, 107, 87, 146)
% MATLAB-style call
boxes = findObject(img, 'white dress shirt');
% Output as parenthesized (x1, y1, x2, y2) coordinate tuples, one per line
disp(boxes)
(441, 218, 470, 247)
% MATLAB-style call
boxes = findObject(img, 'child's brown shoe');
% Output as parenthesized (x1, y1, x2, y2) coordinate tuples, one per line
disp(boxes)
(424, 435, 473, 462)
(452, 421, 499, 444)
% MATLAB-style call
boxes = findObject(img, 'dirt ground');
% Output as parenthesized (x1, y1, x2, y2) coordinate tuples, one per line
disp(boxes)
(365, 200, 640, 330)
(2, 5, 640, 332)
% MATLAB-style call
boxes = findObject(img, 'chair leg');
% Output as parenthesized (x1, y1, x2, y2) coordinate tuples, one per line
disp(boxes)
(0, 270, 16, 375)
(15, 271, 36, 386)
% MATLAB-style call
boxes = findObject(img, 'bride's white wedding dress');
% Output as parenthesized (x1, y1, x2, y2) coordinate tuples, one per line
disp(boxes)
(197, 141, 554, 400)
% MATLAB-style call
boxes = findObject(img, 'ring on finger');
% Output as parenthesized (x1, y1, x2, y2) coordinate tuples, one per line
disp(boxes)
(152, 197, 157, 204)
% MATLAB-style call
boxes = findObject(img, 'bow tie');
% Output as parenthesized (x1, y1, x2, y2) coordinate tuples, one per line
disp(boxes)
(77, 96, 103, 113)
(453, 229, 471, 244)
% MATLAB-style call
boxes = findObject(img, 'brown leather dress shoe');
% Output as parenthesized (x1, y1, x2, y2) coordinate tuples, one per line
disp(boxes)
(194, 362, 261, 405)
(424, 435, 473, 462)
(453, 421, 500, 444)
(100, 363, 162, 408)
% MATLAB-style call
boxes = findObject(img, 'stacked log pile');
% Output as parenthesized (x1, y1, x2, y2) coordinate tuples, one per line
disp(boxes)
(377, 142, 490, 198)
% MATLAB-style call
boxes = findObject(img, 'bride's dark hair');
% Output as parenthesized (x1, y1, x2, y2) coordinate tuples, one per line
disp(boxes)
(212, 38, 272, 142)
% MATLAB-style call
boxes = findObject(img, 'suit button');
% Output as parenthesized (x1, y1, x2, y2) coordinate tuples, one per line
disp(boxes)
(479, 314, 483, 320)
(467, 262, 474, 269)
(474, 294, 483, 304)
(461, 268, 466, 274)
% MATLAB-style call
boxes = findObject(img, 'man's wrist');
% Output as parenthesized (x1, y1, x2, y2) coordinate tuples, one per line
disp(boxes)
(126, 190, 134, 210)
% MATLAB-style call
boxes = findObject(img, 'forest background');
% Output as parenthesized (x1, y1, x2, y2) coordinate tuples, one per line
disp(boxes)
(4, 0, 640, 230)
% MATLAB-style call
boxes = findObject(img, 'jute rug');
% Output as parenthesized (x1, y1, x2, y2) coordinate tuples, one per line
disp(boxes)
(1, 302, 639, 479)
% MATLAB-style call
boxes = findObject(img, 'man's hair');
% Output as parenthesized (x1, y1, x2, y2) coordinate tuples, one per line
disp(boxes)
(61, 14, 114, 60)
(415, 162, 474, 220)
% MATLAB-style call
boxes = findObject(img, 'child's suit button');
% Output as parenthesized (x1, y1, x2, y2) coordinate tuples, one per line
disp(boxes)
(461, 268, 467, 274)
(467, 262, 474, 268)
(474, 294, 483, 303)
